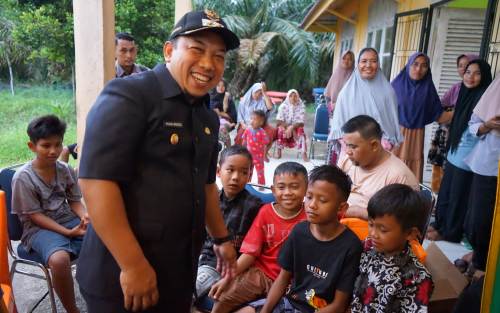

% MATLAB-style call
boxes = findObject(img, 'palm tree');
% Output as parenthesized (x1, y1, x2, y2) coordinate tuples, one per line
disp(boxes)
(193, 0, 334, 98)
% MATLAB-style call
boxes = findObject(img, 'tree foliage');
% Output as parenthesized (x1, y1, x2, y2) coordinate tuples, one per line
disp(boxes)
(193, 0, 335, 98)
(0, 0, 174, 83)
(114, 0, 174, 67)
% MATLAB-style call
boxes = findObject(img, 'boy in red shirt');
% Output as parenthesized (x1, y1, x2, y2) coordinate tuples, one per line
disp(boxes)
(209, 162, 308, 313)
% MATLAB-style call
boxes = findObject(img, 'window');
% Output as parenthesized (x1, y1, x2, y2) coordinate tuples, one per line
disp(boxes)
(340, 38, 354, 55)
(366, 26, 394, 79)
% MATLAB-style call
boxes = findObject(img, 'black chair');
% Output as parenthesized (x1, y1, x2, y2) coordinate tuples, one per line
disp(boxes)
(0, 165, 57, 313)
(419, 183, 436, 243)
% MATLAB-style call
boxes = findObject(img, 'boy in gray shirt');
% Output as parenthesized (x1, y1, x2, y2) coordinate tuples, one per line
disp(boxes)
(12, 115, 87, 313)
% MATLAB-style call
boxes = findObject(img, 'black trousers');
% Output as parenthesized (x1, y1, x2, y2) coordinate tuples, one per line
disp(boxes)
(435, 162, 473, 242)
(465, 173, 498, 271)
(80, 286, 192, 313)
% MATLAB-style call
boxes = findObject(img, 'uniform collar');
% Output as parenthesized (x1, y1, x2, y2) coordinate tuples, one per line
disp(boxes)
(153, 63, 210, 106)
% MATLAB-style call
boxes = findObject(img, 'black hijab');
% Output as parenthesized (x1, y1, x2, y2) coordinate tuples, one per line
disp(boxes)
(448, 59, 492, 152)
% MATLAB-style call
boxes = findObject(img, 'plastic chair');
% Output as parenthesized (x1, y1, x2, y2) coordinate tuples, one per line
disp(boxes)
(1, 191, 17, 313)
(244, 183, 275, 204)
(309, 99, 330, 159)
(419, 183, 436, 243)
(0, 166, 57, 313)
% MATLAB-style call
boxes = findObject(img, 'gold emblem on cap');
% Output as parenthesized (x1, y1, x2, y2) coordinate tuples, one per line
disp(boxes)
(205, 9, 220, 21)
(204, 127, 211, 135)
(170, 133, 179, 145)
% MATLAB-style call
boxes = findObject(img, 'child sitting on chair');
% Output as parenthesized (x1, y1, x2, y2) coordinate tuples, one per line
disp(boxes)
(209, 162, 308, 313)
(350, 184, 434, 313)
(11, 115, 87, 313)
(242, 110, 270, 186)
(260, 165, 362, 313)
(195, 145, 263, 303)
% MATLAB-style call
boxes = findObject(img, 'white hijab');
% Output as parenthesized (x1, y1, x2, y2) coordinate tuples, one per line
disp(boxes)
(237, 83, 268, 124)
(328, 67, 403, 145)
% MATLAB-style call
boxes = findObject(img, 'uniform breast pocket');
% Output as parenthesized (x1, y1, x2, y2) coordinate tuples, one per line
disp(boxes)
(197, 126, 218, 160)
(152, 126, 190, 159)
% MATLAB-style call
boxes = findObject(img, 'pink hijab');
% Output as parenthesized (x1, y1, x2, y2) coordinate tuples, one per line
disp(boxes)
(325, 50, 355, 103)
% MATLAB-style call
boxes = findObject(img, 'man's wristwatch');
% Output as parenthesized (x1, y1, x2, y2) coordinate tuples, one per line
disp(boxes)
(212, 234, 233, 245)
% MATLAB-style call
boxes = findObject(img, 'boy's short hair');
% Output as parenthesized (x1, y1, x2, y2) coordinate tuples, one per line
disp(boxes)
(219, 145, 253, 166)
(273, 162, 308, 184)
(341, 115, 382, 140)
(251, 110, 267, 119)
(368, 184, 429, 232)
(27, 115, 66, 144)
(308, 165, 351, 201)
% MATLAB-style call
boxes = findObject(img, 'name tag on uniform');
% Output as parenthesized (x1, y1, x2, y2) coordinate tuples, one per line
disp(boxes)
(165, 121, 183, 128)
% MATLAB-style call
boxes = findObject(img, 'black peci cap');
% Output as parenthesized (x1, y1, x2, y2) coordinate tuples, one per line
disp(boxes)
(169, 10, 240, 51)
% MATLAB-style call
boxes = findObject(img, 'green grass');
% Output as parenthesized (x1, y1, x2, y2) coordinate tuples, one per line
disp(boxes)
(0, 86, 76, 168)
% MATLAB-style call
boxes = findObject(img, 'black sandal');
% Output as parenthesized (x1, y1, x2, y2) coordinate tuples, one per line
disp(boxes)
(454, 258, 469, 274)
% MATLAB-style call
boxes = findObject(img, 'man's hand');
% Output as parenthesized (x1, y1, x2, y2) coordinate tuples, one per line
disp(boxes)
(120, 259, 159, 312)
(208, 277, 230, 300)
(214, 242, 237, 279)
(66, 219, 87, 237)
(81, 212, 90, 228)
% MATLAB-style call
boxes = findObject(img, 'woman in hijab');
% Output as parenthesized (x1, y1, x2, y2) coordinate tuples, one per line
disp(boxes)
(324, 50, 355, 115)
(391, 52, 452, 182)
(327, 47, 402, 165)
(210, 80, 237, 147)
(462, 76, 500, 273)
(235, 82, 275, 158)
(428, 54, 479, 192)
(426, 59, 492, 242)
(275, 89, 308, 161)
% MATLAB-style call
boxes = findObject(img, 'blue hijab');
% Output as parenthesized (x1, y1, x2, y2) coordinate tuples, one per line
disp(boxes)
(391, 52, 442, 129)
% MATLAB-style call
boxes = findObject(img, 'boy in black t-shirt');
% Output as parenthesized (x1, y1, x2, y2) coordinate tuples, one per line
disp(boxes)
(196, 145, 263, 300)
(260, 165, 362, 313)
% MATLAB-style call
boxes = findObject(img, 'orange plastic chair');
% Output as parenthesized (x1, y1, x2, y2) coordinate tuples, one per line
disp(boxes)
(340, 217, 427, 263)
(0, 191, 17, 313)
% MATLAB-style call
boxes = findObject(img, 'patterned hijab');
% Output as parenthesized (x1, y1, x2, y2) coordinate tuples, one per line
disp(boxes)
(329, 48, 402, 145)
(448, 59, 492, 152)
(325, 51, 355, 103)
(391, 52, 442, 129)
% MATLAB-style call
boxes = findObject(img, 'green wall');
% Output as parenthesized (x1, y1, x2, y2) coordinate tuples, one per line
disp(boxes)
(447, 0, 489, 9)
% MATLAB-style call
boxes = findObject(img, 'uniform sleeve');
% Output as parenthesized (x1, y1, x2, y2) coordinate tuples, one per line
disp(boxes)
(11, 173, 42, 215)
(65, 165, 82, 202)
(240, 205, 267, 257)
(206, 110, 220, 184)
(79, 78, 148, 183)
(278, 226, 296, 272)
(335, 235, 362, 294)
